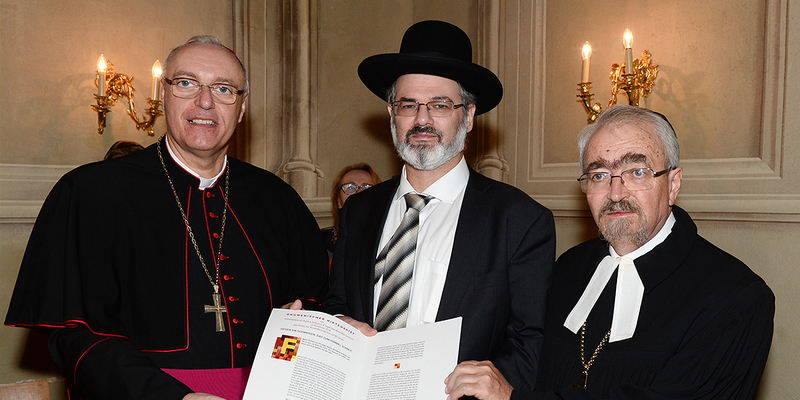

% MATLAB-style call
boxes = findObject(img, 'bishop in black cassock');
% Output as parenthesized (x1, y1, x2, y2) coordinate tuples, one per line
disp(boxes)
(4, 138, 329, 399)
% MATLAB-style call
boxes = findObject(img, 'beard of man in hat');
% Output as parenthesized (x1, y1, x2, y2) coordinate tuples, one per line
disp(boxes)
(389, 73, 474, 174)
(323, 20, 556, 398)
(357, 18, 503, 185)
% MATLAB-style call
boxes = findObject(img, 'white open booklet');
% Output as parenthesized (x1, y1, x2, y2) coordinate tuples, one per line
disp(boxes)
(243, 309, 461, 400)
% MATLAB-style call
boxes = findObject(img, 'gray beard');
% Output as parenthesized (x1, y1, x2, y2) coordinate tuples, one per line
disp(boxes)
(391, 114, 469, 171)
(597, 199, 650, 250)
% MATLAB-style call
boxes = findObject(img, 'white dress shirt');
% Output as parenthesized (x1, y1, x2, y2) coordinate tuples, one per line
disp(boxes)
(373, 156, 469, 327)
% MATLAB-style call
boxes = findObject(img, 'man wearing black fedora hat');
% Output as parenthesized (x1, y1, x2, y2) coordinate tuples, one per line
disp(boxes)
(324, 20, 556, 394)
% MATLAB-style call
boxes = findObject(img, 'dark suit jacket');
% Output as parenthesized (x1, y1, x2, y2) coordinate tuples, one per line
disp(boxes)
(324, 168, 556, 391)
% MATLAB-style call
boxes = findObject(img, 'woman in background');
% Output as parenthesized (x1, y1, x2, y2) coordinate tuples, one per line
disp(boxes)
(323, 163, 380, 261)
(104, 140, 144, 160)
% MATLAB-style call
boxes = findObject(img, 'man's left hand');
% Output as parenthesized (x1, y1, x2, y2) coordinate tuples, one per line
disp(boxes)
(280, 299, 304, 310)
(444, 360, 513, 400)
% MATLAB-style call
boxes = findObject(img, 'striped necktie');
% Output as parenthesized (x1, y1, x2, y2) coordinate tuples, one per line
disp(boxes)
(374, 193, 432, 331)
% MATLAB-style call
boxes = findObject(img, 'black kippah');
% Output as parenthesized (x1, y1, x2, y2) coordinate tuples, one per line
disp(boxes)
(651, 110, 676, 138)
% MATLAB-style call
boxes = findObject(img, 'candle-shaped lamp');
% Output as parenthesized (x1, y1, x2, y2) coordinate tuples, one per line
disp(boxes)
(581, 42, 592, 83)
(97, 54, 107, 96)
(151, 60, 162, 102)
(623, 29, 634, 74)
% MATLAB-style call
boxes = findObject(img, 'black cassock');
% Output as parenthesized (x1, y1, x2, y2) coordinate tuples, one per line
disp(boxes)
(5, 139, 329, 399)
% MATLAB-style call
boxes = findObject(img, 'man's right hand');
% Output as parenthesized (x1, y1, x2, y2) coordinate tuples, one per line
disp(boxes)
(336, 315, 378, 336)
(444, 360, 513, 400)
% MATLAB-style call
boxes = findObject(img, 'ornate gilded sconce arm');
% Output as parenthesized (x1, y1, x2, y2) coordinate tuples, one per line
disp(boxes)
(91, 94, 110, 135)
(608, 51, 658, 109)
(126, 96, 163, 136)
(577, 83, 603, 124)
(92, 59, 162, 136)
(576, 30, 658, 123)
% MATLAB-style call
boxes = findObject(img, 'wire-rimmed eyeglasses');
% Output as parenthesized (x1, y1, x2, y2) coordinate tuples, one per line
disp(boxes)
(577, 167, 675, 194)
(341, 183, 373, 196)
(390, 100, 464, 117)
(163, 77, 245, 105)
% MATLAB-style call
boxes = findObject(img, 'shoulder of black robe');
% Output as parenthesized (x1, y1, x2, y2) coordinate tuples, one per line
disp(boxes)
(6, 142, 329, 399)
(223, 155, 330, 311)
(524, 205, 774, 400)
(5, 141, 328, 341)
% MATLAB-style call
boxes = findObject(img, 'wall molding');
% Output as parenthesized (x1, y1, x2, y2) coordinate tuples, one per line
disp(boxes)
(537, 194, 800, 223)
(473, 0, 507, 182)
(240, 0, 323, 197)
(3, 162, 798, 224)
(492, 0, 798, 217)
(3, 0, 797, 224)
(275, 0, 324, 198)
(0, 163, 336, 224)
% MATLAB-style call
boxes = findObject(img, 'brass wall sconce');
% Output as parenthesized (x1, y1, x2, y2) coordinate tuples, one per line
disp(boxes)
(92, 54, 163, 135)
(577, 29, 658, 123)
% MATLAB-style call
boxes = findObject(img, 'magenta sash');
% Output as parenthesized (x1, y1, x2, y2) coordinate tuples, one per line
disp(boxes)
(163, 366, 252, 400)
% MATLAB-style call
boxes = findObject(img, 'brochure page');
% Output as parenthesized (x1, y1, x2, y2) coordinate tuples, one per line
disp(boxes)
(243, 309, 461, 400)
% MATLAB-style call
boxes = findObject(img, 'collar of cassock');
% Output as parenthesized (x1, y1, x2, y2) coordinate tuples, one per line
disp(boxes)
(165, 137, 228, 190)
(564, 212, 676, 342)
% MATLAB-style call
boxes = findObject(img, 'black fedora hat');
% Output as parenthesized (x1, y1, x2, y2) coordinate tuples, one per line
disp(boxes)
(358, 20, 503, 116)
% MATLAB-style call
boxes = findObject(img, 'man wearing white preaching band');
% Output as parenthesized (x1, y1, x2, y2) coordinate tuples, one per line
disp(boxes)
(445, 105, 774, 400)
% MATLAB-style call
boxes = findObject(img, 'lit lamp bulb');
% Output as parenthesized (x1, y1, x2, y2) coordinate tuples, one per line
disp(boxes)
(151, 60, 162, 102)
(623, 29, 634, 74)
(97, 54, 107, 96)
(581, 42, 592, 83)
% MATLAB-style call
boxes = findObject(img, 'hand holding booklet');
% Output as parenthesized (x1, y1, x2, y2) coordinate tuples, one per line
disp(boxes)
(243, 309, 461, 400)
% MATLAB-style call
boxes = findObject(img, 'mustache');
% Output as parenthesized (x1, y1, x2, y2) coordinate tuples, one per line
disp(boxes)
(405, 125, 443, 142)
(599, 199, 641, 215)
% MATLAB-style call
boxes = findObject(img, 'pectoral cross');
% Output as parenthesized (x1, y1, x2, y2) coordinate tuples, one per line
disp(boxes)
(204, 291, 227, 332)
(579, 369, 589, 389)
(571, 369, 589, 389)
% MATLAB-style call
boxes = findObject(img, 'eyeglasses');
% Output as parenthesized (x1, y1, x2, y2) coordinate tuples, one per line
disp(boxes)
(163, 77, 245, 105)
(390, 100, 465, 117)
(340, 183, 372, 195)
(578, 167, 674, 194)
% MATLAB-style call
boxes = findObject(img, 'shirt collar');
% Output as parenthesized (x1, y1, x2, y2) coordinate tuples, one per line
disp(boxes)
(396, 155, 469, 203)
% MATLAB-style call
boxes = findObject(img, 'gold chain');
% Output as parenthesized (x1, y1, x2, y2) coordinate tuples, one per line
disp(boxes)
(578, 321, 611, 388)
(157, 138, 229, 293)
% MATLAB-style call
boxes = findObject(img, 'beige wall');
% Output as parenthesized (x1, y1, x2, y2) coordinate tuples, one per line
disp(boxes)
(1, 0, 798, 399)
(0, 0, 237, 395)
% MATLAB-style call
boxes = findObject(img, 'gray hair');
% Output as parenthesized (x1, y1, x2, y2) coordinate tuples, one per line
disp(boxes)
(163, 35, 249, 93)
(577, 105, 680, 172)
(385, 79, 477, 118)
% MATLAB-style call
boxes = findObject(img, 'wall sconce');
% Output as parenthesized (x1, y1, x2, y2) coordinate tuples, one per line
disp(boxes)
(91, 54, 163, 135)
(577, 29, 659, 123)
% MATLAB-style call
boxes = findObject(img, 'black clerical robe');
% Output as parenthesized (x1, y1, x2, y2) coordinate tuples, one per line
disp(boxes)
(510, 206, 774, 400)
(4, 140, 329, 399)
